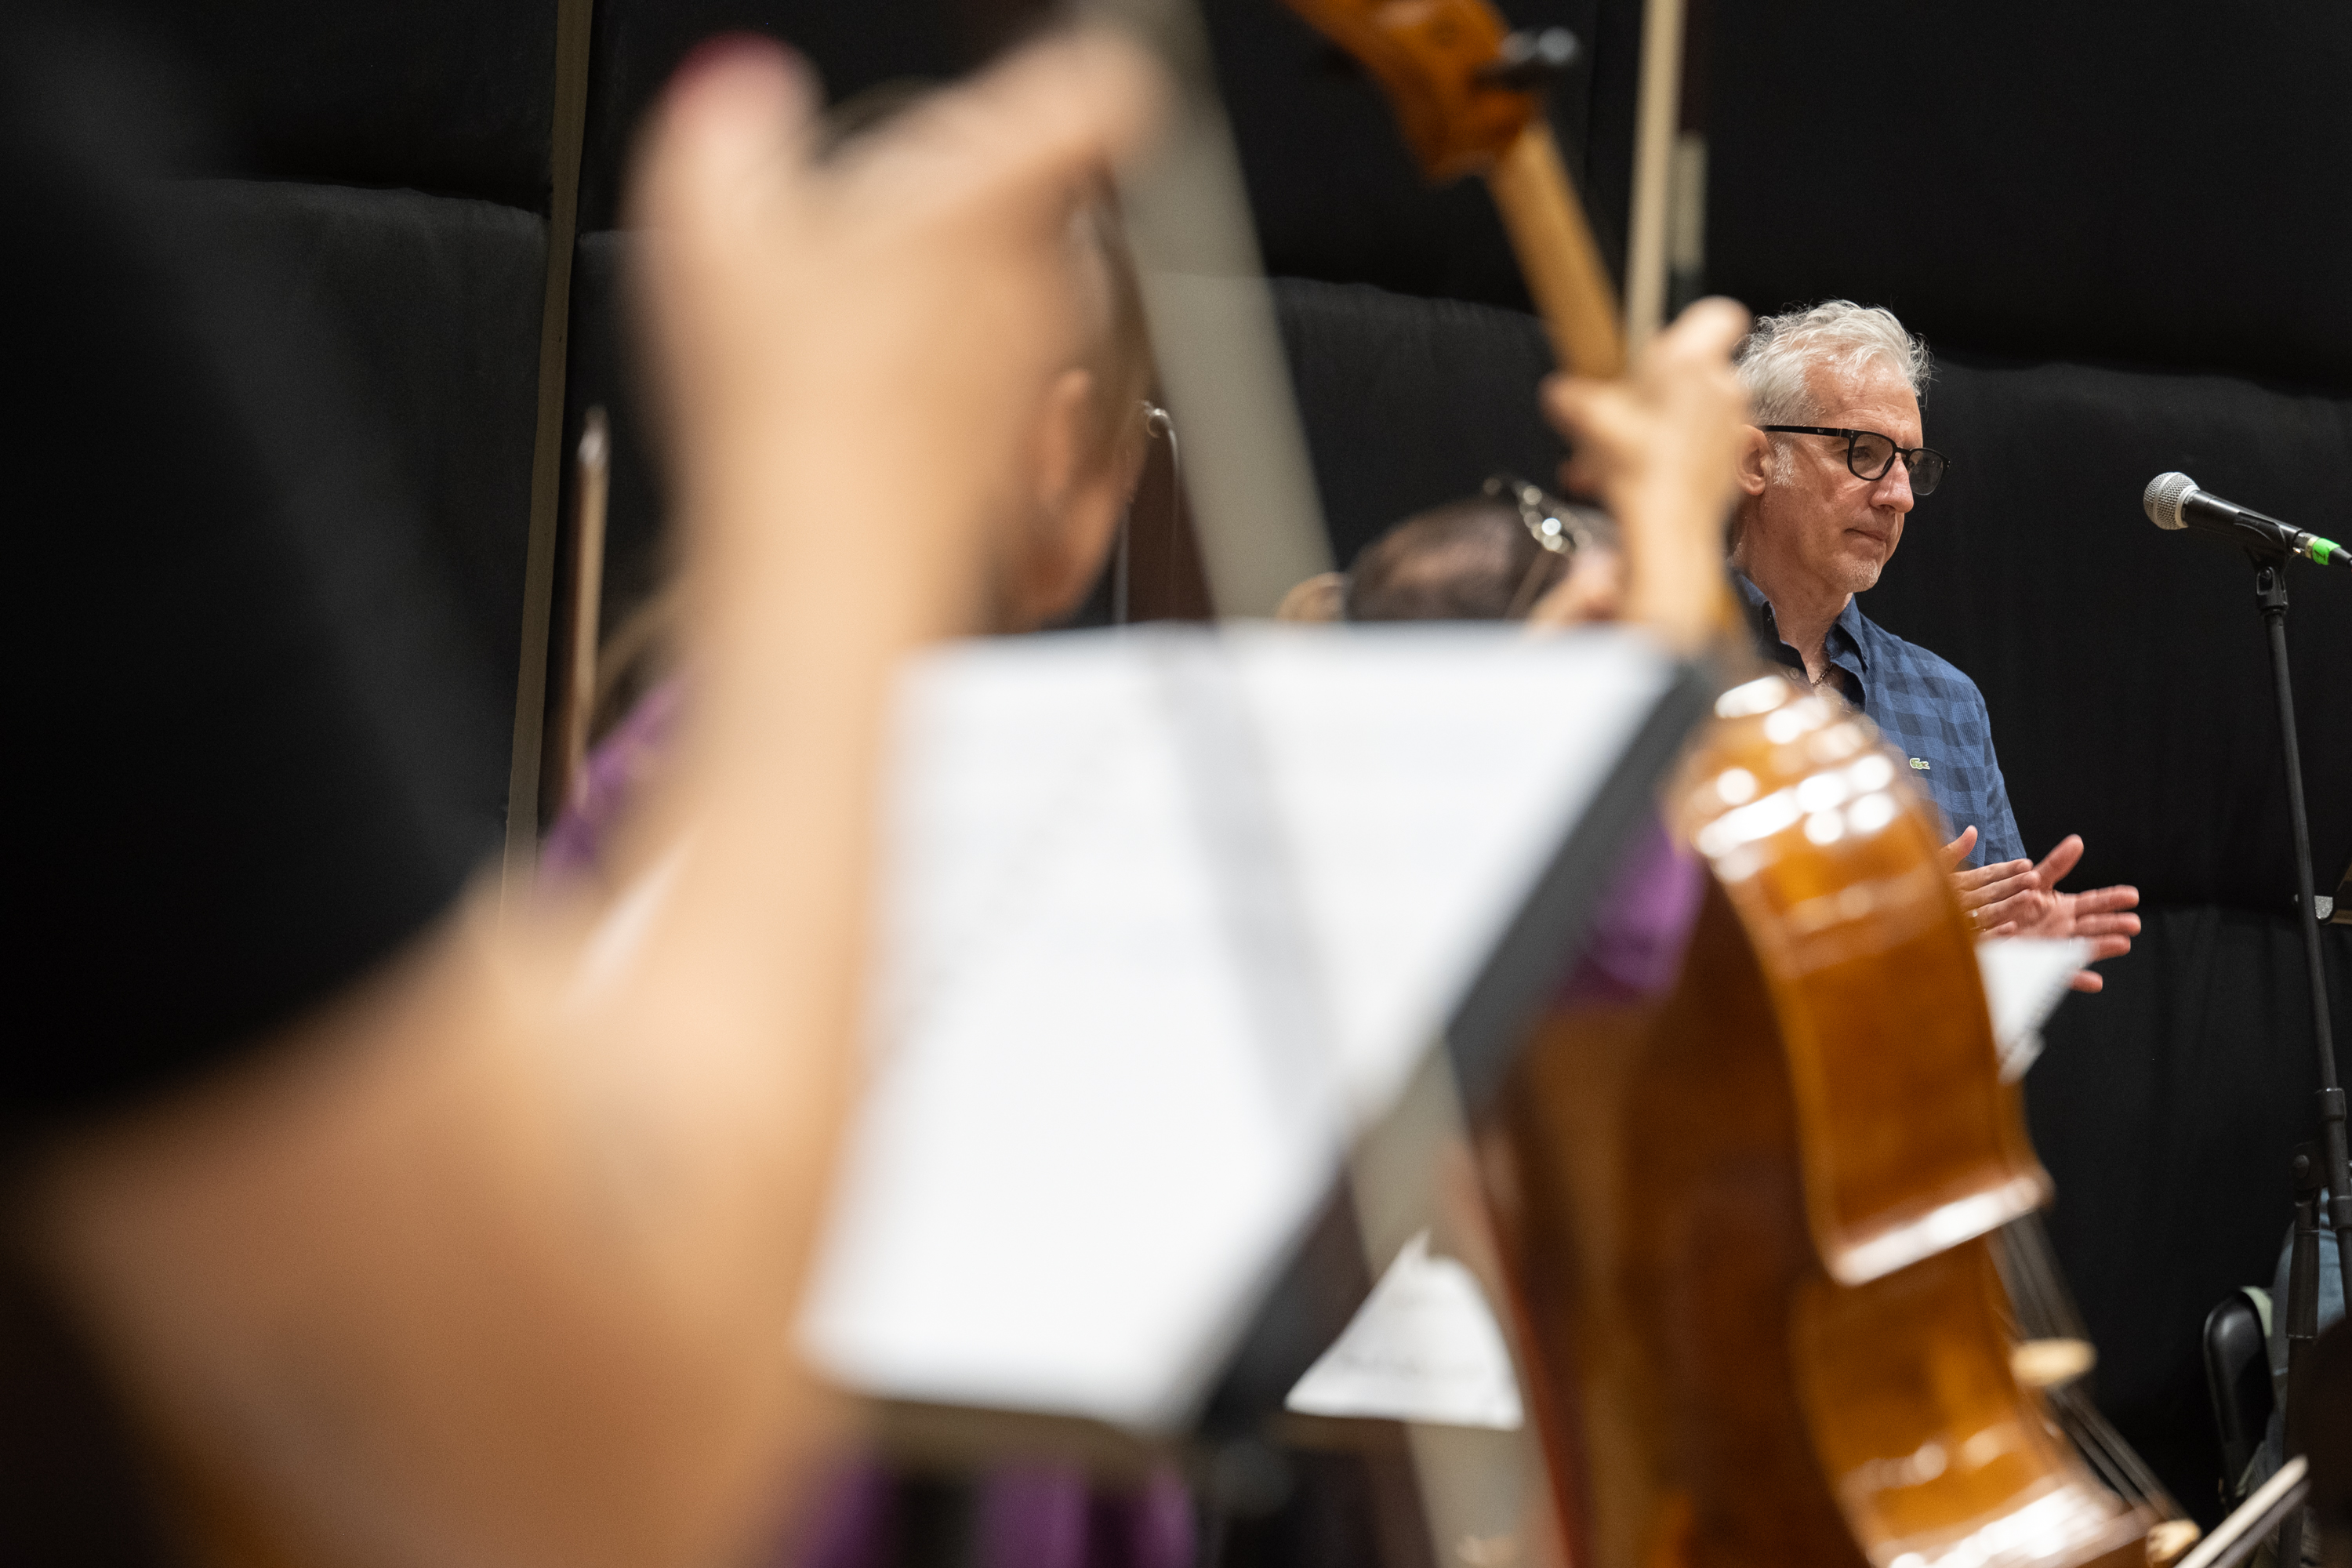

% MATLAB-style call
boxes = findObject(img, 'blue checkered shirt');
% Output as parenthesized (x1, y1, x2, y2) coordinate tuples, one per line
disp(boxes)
(1736, 575, 2024, 869)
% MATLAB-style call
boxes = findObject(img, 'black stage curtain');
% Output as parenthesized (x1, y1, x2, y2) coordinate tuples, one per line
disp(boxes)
(575, 0, 976, 234)
(6, 68, 502, 1121)
(1708, 2, 2352, 391)
(85, 0, 561, 212)
(158, 180, 549, 846)
(1196, 0, 2352, 395)
(13, 7, 560, 853)
(1275, 279, 1566, 569)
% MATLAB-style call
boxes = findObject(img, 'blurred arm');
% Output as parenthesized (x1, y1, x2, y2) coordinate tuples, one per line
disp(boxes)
(24, 34, 1159, 1568)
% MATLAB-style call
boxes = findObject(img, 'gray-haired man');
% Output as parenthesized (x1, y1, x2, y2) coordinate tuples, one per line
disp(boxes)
(1729, 301, 2139, 991)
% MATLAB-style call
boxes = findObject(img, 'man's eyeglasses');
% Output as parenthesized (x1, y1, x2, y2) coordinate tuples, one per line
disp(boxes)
(1759, 426, 1951, 496)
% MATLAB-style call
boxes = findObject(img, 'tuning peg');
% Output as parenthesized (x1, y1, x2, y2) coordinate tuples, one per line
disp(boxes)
(1477, 27, 1581, 92)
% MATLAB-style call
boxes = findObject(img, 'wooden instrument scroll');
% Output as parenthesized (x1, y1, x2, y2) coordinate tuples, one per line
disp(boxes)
(1279, 0, 1624, 376)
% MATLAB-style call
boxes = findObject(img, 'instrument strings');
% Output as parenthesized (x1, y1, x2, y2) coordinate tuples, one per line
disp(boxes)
(1997, 1214, 2185, 1521)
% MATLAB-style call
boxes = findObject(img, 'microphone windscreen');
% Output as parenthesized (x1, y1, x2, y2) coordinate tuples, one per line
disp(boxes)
(2143, 471, 2197, 530)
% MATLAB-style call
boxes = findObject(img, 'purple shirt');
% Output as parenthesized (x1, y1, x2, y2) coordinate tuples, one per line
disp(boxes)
(541, 677, 686, 885)
(1557, 813, 1705, 1007)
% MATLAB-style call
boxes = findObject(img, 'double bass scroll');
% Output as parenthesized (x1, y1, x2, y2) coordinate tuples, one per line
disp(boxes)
(1279, 0, 1624, 377)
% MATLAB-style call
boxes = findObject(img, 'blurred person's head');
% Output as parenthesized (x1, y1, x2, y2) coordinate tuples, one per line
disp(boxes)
(1316, 479, 1620, 625)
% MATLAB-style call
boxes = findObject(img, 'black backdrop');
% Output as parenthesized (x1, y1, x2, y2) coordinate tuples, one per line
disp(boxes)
(67, 0, 2352, 1538)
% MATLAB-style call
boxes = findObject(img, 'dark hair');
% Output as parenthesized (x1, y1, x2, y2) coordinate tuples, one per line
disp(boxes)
(1345, 498, 1570, 622)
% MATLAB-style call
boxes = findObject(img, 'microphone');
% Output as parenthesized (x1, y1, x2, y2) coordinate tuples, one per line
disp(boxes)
(2143, 472, 2347, 568)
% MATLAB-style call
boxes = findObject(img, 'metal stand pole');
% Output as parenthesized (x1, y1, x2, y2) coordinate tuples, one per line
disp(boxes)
(2278, 1149, 2327, 1566)
(2252, 556, 2352, 1314)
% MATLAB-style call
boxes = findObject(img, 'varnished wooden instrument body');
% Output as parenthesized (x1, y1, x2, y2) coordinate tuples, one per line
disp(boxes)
(1486, 675, 2153, 1568)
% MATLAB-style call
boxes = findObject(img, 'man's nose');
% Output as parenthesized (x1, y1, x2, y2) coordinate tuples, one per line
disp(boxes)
(1875, 456, 1916, 512)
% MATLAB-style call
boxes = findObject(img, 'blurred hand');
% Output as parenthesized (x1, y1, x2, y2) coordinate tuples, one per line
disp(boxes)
(1948, 829, 2142, 993)
(1276, 570, 1348, 622)
(633, 32, 1162, 650)
(1539, 299, 1751, 649)
(1523, 540, 1627, 629)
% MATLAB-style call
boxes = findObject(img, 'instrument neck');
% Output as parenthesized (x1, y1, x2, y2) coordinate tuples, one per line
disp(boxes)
(1483, 123, 1626, 379)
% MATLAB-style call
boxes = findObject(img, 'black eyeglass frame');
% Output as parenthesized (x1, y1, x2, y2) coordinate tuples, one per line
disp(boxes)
(1758, 425, 1951, 495)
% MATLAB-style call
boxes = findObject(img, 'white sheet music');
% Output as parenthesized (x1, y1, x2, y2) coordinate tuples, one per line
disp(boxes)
(1283, 1231, 1523, 1431)
(1976, 935, 2089, 1083)
(801, 624, 1676, 1432)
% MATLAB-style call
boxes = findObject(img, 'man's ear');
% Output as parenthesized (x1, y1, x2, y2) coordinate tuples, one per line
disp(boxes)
(1737, 425, 1773, 498)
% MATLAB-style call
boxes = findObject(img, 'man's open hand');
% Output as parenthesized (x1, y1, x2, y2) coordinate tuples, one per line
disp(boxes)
(1941, 824, 2035, 923)
(1943, 828, 2141, 992)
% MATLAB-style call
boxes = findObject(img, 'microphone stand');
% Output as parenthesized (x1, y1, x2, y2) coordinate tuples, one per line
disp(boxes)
(2251, 553, 2352, 1565)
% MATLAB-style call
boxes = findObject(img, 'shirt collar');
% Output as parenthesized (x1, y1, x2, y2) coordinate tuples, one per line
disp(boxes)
(1832, 593, 1871, 671)
(1734, 573, 1871, 673)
